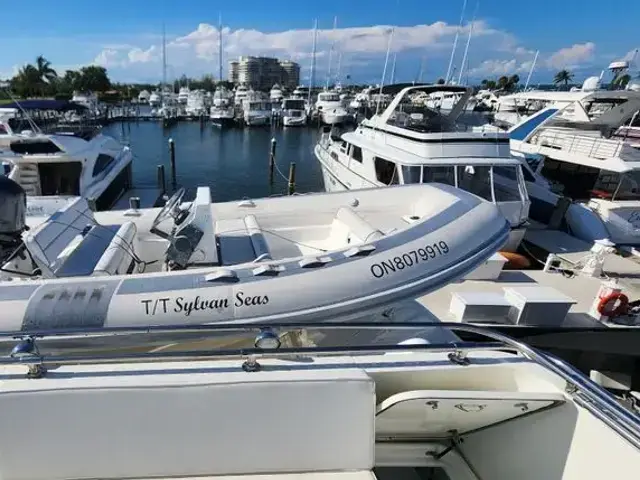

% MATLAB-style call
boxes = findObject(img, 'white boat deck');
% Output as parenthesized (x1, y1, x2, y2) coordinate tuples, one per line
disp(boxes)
(414, 225, 640, 329)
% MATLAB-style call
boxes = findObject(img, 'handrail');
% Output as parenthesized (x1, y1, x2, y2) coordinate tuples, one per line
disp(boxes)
(2, 321, 639, 449)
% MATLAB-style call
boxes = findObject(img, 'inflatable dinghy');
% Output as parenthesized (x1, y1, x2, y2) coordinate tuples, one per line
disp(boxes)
(0, 182, 509, 331)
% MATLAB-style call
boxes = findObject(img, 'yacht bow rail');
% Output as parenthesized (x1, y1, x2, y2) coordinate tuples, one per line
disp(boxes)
(1, 321, 639, 449)
(535, 129, 640, 161)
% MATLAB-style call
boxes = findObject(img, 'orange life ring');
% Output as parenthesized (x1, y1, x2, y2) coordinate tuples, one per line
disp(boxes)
(597, 293, 629, 317)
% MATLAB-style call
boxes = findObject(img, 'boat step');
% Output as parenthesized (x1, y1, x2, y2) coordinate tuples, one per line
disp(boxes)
(463, 252, 508, 281)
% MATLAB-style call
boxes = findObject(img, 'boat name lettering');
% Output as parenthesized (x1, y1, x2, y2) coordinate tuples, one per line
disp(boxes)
(370, 241, 450, 278)
(141, 292, 270, 316)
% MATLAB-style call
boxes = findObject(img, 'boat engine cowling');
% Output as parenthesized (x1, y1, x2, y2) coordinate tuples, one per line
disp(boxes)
(0, 176, 27, 264)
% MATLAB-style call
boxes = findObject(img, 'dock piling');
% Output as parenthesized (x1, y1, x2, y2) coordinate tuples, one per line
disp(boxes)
(269, 138, 276, 186)
(288, 162, 296, 195)
(168, 138, 177, 191)
(157, 164, 166, 195)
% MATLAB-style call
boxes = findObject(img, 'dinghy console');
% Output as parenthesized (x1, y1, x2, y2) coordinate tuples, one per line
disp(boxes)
(152, 187, 217, 269)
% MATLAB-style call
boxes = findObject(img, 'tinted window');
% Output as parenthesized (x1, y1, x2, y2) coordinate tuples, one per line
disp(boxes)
(374, 157, 399, 185)
(401, 165, 422, 184)
(457, 165, 492, 201)
(350, 145, 362, 163)
(423, 166, 455, 186)
(93, 153, 115, 177)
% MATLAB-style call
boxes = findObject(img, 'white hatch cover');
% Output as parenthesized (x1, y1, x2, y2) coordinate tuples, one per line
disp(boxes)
(376, 390, 565, 439)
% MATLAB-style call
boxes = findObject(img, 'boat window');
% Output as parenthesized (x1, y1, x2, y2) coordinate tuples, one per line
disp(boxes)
(375, 157, 399, 185)
(93, 153, 116, 177)
(540, 158, 600, 200)
(457, 165, 493, 201)
(38, 162, 81, 196)
(350, 144, 363, 163)
(423, 166, 455, 186)
(610, 171, 640, 201)
(10, 140, 62, 155)
(492, 167, 522, 202)
(401, 165, 422, 184)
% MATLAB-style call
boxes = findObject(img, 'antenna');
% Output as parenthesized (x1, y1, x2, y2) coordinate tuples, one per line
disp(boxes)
(375, 27, 394, 116)
(457, 0, 479, 85)
(218, 14, 223, 82)
(416, 55, 425, 83)
(308, 19, 318, 107)
(523, 50, 539, 91)
(326, 16, 337, 89)
(445, 0, 468, 84)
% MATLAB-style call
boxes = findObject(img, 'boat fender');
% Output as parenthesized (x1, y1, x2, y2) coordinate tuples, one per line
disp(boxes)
(597, 292, 629, 318)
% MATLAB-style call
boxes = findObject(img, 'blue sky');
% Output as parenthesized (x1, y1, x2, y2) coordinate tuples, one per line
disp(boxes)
(1, 0, 638, 84)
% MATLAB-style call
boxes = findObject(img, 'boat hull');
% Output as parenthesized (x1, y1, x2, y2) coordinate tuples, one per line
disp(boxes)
(211, 116, 235, 128)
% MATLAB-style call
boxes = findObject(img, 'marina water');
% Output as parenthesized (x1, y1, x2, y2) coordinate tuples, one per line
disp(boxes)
(104, 121, 326, 201)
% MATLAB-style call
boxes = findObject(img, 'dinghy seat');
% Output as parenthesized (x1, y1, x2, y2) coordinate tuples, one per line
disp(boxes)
(215, 215, 272, 265)
(335, 207, 384, 244)
(54, 222, 137, 277)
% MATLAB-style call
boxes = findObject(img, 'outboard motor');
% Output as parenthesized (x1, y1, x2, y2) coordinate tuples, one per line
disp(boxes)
(0, 176, 27, 265)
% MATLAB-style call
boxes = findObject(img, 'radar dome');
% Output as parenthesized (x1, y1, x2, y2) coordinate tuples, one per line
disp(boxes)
(0, 176, 26, 236)
(582, 76, 601, 92)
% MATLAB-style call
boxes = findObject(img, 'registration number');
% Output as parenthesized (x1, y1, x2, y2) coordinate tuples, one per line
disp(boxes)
(370, 241, 450, 278)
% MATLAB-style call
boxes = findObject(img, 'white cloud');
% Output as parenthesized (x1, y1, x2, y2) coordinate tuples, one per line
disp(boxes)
(546, 42, 596, 70)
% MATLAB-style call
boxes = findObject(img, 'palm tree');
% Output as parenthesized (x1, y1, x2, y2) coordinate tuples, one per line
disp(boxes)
(612, 73, 631, 89)
(553, 69, 574, 87)
(35, 55, 58, 84)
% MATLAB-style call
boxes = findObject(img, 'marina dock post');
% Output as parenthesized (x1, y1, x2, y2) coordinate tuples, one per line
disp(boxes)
(157, 165, 166, 194)
(169, 138, 177, 191)
(269, 138, 276, 185)
(288, 162, 296, 195)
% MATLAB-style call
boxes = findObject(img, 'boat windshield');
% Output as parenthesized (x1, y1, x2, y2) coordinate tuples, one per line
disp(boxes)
(284, 99, 305, 110)
(386, 101, 451, 133)
(400, 164, 525, 203)
(319, 93, 340, 102)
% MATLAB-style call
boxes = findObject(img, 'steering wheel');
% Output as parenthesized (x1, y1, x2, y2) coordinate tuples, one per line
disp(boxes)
(152, 187, 186, 230)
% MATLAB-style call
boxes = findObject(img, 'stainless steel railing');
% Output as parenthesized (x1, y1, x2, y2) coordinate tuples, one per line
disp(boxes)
(1, 321, 639, 449)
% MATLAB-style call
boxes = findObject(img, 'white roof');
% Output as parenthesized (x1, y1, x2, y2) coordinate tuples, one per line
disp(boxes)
(342, 131, 520, 167)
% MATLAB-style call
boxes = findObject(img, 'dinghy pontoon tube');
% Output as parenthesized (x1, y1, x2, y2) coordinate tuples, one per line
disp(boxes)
(0, 183, 509, 331)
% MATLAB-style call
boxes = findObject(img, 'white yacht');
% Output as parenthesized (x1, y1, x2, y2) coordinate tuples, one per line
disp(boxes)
(270, 84, 284, 103)
(314, 85, 531, 251)
(148, 90, 162, 108)
(507, 89, 640, 247)
(71, 91, 100, 115)
(282, 98, 307, 126)
(244, 99, 272, 126)
(210, 87, 235, 128)
(1, 319, 639, 480)
(234, 84, 250, 106)
(185, 90, 207, 116)
(177, 86, 190, 105)
(316, 90, 350, 125)
(137, 89, 151, 104)
(292, 85, 309, 99)
(350, 87, 374, 109)
(0, 118, 133, 219)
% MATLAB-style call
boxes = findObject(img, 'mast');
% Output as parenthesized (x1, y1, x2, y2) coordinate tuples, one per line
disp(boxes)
(445, 0, 467, 84)
(523, 50, 539, 91)
(375, 27, 394, 116)
(218, 14, 223, 82)
(416, 55, 425, 83)
(161, 23, 167, 100)
(390, 53, 397, 84)
(336, 51, 343, 86)
(326, 16, 337, 89)
(457, 0, 479, 85)
(308, 19, 318, 107)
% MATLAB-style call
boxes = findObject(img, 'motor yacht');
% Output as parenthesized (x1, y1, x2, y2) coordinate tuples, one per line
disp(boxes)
(210, 87, 236, 128)
(282, 98, 307, 126)
(314, 85, 530, 251)
(316, 90, 350, 125)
